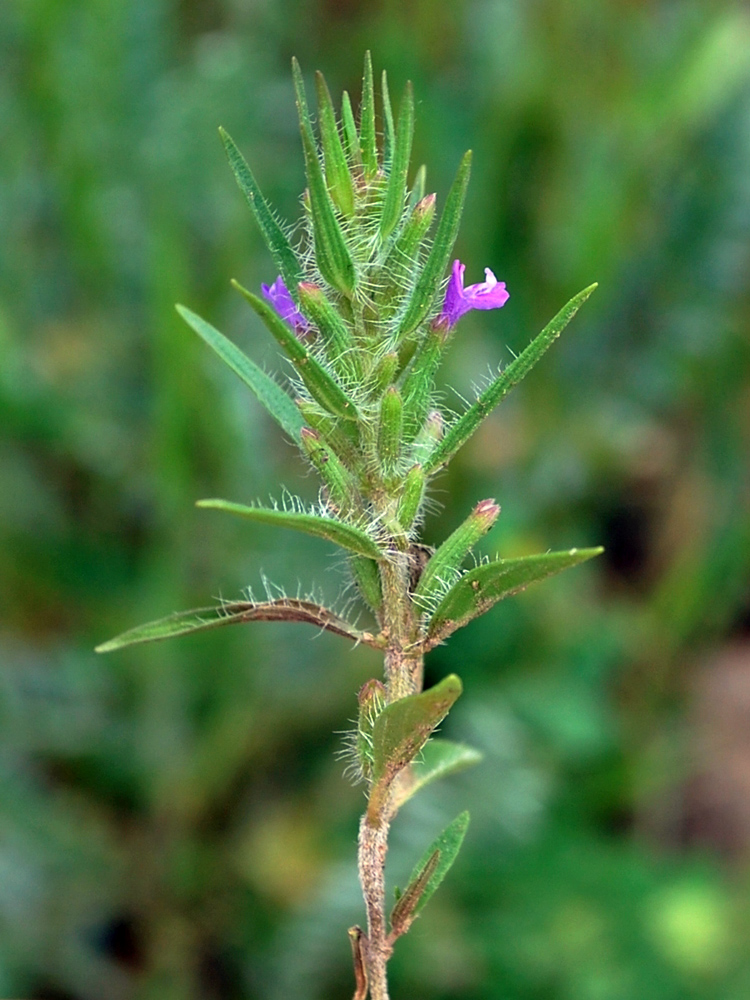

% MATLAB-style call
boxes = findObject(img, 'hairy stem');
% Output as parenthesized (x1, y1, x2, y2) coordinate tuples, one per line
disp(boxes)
(357, 812, 392, 1000)
(354, 546, 424, 997)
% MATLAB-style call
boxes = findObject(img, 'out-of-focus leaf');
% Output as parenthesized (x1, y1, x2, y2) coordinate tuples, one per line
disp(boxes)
(390, 810, 470, 934)
(392, 739, 483, 810)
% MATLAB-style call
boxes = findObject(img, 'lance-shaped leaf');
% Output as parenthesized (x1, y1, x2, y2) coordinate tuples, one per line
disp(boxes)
(292, 59, 356, 294)
(424, 283, 598, 473)
(232, 281, 359, 422)
(96, 598, 385, 654)
(368, 674, 462, 822)
(392, 739, 482, 810)
(381, 70, 395, 166)
(380, 82, 414, 239)
(341, 91, 362, 165)
(196, 499, 384, 559)
(390, 811, 470, 936)
(218, 128, 301, 294)
(176, 305, 303, 441)
(397, 151, 472, 338)
(359, 51, 378, 175)
(315, 72, 355, 217)
(425, 547, 604, 646)
(408, 164, 427, 209)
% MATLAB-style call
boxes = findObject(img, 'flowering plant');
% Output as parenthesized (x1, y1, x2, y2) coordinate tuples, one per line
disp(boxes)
(98, 54, 599, 999)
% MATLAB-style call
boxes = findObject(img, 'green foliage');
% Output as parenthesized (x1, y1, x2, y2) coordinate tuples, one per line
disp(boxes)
(176, 304, 304, 441)
(391, 811, 470, 931)
(195, 498, 384, 558)
(369, 675, 463, 820)
(5, 3, 750, 998)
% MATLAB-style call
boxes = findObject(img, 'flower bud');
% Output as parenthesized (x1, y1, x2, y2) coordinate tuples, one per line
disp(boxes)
(397, 465, 426, 530)
(413, 498, 500, 605)
(377, 386, 404, 475)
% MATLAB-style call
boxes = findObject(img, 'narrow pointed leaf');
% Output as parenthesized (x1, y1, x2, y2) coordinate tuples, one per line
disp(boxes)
(196, 499, 384, 559)
(359, 52, 378, 175)
(368, 674, 462, 822)
(341, 91, 362, 165)
(426, 547, 604, 645)
(408, 164, 427, 209)
(176, 305, 303, 441)
(381, 70, 395, 166)
(219, 128, 301, 294)
(315, 72, 355, 216)
(398, 151, 472, 337)
(425, 284, 598, 472)
(392, 739, 483, 810)
(232, 281, 359, 421)
(399, 811, 470, 919)
(96, 599, 385, 653)
(380, 82, 415, 239)
(292, 58, 356, 293)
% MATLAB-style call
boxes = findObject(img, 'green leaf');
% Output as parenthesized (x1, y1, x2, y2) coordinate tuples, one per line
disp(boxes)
(315, 71, 355, 217)
(232, 281, 360, 422)
(196, 499, 384, 559)
(341, 91, 362, 166)
(426, 547, 604, 645)
(368, 674, 462, 822)
(350, 555, 383, 613)
(380, 82, 415, 240)
(96, 599, 385, 653)
(381, 69, 395, 166)
(408, 164, 427, 208)
(359, 51, 378, 175)
(176, 305, 303, 441)
(390, 812, 470, 936)
(292, 58, 356, 294)
(218, 128, 301, 294)
(392, 739, 483, 810)
(397, 150, 472, 338)
(425, 283, 598, 472)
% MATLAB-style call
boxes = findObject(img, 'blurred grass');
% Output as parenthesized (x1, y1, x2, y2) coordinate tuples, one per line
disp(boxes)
(2, 0, 750, 998)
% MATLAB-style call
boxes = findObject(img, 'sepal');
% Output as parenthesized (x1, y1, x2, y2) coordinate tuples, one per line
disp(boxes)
(314, 71, 355, 217)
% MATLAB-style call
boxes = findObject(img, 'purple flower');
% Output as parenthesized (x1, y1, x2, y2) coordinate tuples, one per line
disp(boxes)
(438, 259, 509, 329)
(261, 276, 309, 334)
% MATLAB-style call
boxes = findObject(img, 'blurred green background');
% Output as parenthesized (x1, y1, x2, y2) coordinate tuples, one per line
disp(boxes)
(2, 0, 750, 997)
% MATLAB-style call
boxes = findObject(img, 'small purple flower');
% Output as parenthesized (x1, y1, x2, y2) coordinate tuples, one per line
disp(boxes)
(438, 259, 509, 329)
(261, 276, 309, 334)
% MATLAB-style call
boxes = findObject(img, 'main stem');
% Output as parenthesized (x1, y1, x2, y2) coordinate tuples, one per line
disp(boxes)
(356, 549, 423, 999)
